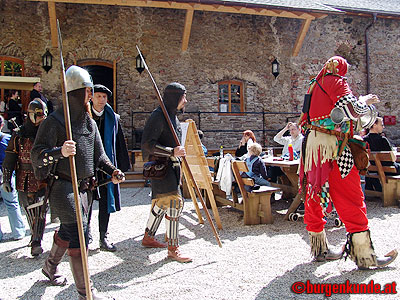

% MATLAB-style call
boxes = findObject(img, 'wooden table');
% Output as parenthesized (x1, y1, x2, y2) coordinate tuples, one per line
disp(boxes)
(263, 157, 302, 220)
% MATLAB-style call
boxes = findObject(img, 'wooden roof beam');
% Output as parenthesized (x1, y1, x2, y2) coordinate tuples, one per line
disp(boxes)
(48, 1, 58, 48)
(181, 8, 194, 51)
(292, 18, 312, 57)
(29, 0, 318, 20)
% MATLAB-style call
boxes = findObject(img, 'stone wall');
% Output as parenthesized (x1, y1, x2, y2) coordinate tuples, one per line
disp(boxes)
(1, 0, 399, 149)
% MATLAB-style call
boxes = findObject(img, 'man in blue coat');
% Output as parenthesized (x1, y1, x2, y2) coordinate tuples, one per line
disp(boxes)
(89, 84, 130, 251)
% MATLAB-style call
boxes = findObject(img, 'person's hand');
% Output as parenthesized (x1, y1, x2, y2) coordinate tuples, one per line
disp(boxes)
(61, 140, 76, 157)
(111, 169, 125, 184)
(239, 136, 246, 147)
(173, 146, 186, 157)
(3, 182, 12, 193)
(286, 122, 294, 130)
(360, 94, 380, 105)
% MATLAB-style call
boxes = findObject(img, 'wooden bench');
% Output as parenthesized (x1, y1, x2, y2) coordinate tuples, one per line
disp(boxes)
(229, 160, 280, 225)
(364, 151, 400, 207)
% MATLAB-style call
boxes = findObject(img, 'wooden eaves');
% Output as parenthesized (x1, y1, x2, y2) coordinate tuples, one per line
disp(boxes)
(0, 76, 40, 90)
(30, 0, 331, 56)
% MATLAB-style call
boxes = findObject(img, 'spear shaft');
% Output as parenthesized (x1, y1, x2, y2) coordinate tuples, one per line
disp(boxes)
(136, 46, 222, 248)
(57, 20, 92, 299)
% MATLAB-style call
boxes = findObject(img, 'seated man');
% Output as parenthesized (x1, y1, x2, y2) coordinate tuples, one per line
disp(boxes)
(363, 117, 400, 191)
(269, 122, 304, 182)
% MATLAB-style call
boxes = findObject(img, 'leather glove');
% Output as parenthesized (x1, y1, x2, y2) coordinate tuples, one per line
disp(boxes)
(3, 182, 13, 193)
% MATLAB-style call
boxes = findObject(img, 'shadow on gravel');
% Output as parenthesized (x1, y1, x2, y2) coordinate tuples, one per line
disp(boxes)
(82, 237, 217, 294)
(0, 244, 46, 279)
(255, 261, 396, 300)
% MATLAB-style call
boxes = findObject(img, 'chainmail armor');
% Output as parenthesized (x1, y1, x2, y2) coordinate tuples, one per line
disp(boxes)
(32, 93, 116, 223)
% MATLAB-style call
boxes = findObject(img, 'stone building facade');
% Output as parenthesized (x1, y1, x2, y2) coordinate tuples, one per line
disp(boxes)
(1, 0, 399, 149)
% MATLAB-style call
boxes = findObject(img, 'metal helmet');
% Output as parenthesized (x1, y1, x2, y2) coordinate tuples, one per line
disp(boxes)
(27, 98, 48, 125)
(330, 103, 378, 129)
(65, 65, 93, 93)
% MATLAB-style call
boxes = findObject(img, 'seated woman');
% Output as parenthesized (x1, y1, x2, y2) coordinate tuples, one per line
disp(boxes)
(235, 130, 256, 158)
(242, 143, 270, 191)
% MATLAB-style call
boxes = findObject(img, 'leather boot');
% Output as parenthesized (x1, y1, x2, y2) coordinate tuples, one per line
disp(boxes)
(42, 232, 68, 286)
(31, 240, 44, 257)
(376, 250, 398, 268)
(68, 249, 114, 300)
(308, 230, 328, 262)
(316, 246, 344, 262)
(167, 246, 192, 263)
(142, 231, 167, 248)
(99, 232, 117, 252)
(345, 230, 397, 269)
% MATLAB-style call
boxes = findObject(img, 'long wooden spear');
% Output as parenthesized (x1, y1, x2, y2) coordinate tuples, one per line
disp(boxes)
(57, 20, 92, 299)
(136, 46, 222, 248)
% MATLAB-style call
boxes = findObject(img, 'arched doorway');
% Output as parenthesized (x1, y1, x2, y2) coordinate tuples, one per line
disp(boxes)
(78, 59, 117, 111)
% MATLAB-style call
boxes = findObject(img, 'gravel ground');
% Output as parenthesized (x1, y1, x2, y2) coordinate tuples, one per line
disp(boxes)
(0, 187, 399, 300)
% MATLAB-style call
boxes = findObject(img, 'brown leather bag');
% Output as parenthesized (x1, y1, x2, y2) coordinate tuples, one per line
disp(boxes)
(143, 158, 168, 180)
(348, 138, 369, 175)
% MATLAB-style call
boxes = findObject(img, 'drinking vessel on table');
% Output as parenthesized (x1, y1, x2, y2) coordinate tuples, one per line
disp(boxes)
(267, 147, 273, 158)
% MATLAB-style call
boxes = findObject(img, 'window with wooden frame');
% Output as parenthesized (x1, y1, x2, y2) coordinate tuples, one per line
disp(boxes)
(218, 80, 244, 114)
(0, 56, 27, 110)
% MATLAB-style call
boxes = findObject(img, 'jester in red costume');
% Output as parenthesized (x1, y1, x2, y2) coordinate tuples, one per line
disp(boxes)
(299, 56, 397, 269)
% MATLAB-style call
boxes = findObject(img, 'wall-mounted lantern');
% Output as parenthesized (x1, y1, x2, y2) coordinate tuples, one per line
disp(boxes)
(42, 49, 53, 73)
(135, 54, 145, 74)
(272, 58, 280, 78)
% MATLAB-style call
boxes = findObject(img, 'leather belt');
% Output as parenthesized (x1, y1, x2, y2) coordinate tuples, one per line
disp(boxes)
(54, 172, 95, 192)
(305, 124, 349, 156)
(19, 163, 33, 171)
(305, 124, 347, 139)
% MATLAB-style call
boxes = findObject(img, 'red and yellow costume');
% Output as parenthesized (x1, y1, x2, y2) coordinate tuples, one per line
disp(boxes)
(299, 56, 397, 269)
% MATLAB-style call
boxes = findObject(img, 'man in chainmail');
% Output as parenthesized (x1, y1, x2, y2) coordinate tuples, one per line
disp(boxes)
(141, 82, 192, 263)
(32, 65, 124, 299)
(3, 98, 48, 256)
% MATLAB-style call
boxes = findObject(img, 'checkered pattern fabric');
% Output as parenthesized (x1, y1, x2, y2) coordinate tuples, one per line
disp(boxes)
(319, 182, 331, 215)
(336, 146, 354, 178)
(335, 94, 370, 115)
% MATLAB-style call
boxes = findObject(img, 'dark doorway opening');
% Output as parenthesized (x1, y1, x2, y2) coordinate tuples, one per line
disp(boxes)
(84, 65, 113, 101)
(78, 60, 115, 110)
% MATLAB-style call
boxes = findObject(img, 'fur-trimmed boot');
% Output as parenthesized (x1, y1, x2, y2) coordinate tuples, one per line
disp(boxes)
(346, 230, 397, 269)
(42, 232, 68, 286)
(309, 230, 343, 262)
(68, 249, 114, 300)
(142, 231, 167, 248)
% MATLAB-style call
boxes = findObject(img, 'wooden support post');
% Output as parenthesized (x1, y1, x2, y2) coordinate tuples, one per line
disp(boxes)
(292, 18, 312, 57)
(182, 8, 194, 52)
(48, 1, 58, 48)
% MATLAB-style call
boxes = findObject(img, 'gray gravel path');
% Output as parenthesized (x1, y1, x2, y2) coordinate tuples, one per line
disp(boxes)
(0, 187, 399, 300)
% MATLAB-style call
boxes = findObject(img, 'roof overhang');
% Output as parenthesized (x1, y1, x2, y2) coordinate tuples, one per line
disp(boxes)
(0, 76, 40, 90)
(28, 0, 341, 56)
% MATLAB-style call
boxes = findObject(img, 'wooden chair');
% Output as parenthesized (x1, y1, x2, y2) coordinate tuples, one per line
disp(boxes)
(231, 160, 280, 225)
(365, 151, 400, 207)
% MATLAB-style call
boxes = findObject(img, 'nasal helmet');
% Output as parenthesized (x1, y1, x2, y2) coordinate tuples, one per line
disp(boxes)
(65, 65, 93, 93)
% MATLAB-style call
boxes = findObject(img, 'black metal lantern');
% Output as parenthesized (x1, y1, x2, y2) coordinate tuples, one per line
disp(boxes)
(42, 49, 53, 73)
(135, 54, 145, 74)
(271, 58, 280, 78)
